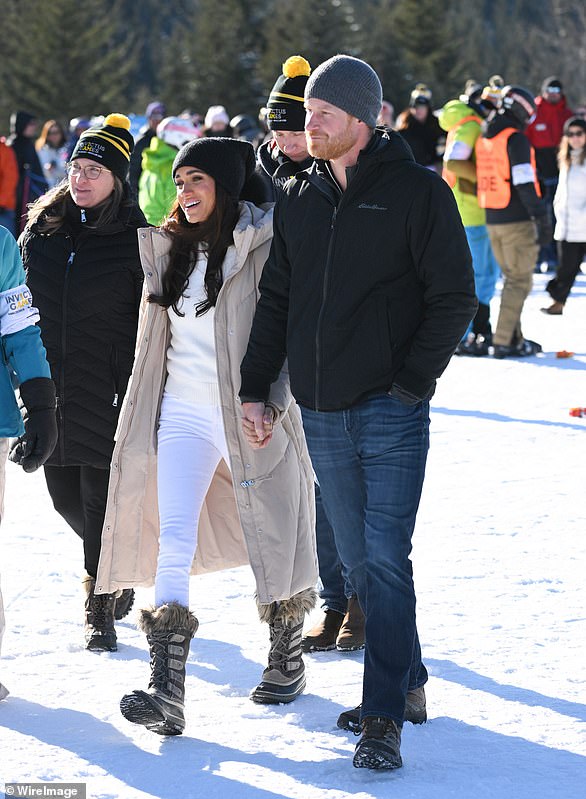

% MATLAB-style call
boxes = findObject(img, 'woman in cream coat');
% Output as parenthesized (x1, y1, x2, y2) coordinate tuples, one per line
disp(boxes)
(96, 138, 317, 736)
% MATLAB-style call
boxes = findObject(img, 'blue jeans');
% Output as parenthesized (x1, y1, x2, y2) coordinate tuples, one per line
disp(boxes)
(301, 393, 429, 724)
(315, 482, 349, 615)
(463, 224, 500, 338)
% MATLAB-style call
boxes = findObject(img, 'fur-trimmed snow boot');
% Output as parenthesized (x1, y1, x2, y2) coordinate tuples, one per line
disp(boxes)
(119, 602, 198, 735)
(82, 574, 118, 652)
(252, 588, 317, 704)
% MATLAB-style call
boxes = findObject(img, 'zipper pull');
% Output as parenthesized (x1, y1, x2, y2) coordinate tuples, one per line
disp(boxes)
(67, 251, 75, 266)
(80, 209, 86, 223)
(112, 393, 119, 408)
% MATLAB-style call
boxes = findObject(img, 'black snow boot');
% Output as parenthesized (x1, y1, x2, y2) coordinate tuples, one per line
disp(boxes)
(120, 602, 198, 735)
(114, 588, 135, 621)
(83, 574, 118, 652)
(338, 686, 427, 732)
(252, 588, 317, 704)
(353, 716, 403, 770)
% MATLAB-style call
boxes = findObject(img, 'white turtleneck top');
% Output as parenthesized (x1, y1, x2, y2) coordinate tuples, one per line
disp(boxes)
(164, 251, 221, 405)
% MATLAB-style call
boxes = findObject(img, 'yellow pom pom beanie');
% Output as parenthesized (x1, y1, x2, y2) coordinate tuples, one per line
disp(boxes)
(267, 55, 311, 131)
(70, 113, 134, 181)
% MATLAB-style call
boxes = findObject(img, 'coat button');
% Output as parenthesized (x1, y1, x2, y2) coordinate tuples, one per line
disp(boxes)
(147, 271, 153, 277)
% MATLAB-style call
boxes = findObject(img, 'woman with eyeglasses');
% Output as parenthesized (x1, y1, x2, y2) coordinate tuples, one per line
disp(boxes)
(36, 120, 68, 188)
(542, 117, 586, 314)
(18, 114, 145, 651)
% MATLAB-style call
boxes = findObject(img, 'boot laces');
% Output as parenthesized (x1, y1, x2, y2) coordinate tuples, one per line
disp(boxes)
(89, 593, 114, 629)
(148, 636, 172, 691)
(268, 623, 298, 669)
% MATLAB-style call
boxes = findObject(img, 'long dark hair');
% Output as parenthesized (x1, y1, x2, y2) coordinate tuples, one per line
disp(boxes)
(26, 176, 128, 233)
(149, 182, 240, 316)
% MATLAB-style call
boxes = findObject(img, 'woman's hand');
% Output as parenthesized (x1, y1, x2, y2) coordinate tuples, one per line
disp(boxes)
(241, 402, 275, 449)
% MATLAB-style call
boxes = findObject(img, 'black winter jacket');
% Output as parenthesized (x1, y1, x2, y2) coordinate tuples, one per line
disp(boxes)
(20, 199, 146, 466)
(241, 130, 477, 411)
(256, 139, 313, 201)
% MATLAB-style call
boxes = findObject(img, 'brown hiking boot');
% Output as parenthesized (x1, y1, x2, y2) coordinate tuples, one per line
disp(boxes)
(338, 685, 427, 732)
(301, 608, 344, 652)
(336, 595, 365, 652)
(540, 301, 564, 315)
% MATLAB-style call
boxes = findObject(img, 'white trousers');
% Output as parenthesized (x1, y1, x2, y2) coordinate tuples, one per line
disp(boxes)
(155, 393, 229, 608)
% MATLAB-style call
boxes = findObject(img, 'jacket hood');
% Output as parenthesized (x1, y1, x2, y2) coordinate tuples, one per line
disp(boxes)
(438, 99, 481, 132)
(232, 201, 273, 258)
(257, 139, 312, 179)
(136, 201, 272, 283)
(485, 111, 524, 138)
(300, 127, 414, 185)
(143, 137, 177, 169)
(10, 110, 36, 136)
(257, 139, 280, 178)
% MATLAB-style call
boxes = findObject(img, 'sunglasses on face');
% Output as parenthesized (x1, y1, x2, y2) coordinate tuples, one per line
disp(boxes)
(567, 130, 585, 138)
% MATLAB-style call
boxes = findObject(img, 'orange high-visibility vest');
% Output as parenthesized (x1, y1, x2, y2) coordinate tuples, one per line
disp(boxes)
(442, 115, 482, 189)
(475, 128, 541, 209)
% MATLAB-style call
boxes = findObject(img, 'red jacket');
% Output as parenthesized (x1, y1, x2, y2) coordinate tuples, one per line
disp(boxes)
(526, 95, 574, 150)
(0, 139, 19, 210)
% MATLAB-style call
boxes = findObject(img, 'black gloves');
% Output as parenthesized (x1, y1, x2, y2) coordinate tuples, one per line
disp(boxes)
(535, 215, 553, 247)
(9, 377, 58, 473)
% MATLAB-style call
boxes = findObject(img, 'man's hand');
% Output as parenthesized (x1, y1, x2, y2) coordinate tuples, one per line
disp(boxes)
(241, 402, 275, 449)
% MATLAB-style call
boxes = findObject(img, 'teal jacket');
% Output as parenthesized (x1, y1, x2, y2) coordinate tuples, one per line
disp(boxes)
(138, 138, 177, 225)
(0, 226, 50, 437)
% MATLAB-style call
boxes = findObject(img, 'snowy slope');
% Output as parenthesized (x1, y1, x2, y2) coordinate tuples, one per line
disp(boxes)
(1, 272, 585, 799)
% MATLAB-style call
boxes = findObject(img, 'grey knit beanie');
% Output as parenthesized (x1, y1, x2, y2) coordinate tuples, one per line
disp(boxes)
(304, 55, 382, 128)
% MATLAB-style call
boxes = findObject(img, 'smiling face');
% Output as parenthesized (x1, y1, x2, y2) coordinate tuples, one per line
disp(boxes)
(305, 98, 361, 161)
(566, 126, 586, 150)
(68, 158, 115, 208)
(174, 166, 217, 223)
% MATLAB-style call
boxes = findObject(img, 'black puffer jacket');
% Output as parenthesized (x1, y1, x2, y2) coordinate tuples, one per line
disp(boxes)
(241, 130, 477, 411)
(20, 197, 146, 466)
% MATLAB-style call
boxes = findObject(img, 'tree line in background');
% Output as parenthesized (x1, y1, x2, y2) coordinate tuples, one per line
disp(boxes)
(1, 0, 584, 135)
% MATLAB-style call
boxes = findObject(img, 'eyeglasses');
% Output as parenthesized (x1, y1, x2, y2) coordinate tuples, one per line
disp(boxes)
(66, 163, 111, 180)
(567, 130, 585, 138)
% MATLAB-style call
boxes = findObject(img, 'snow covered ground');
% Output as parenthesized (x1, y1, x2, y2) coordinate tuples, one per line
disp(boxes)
(1, 271, 585, 799)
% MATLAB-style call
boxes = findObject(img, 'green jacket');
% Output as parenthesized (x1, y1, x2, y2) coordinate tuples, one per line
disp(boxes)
(438, 100, 485, 227)
(138, 138, 177, 226)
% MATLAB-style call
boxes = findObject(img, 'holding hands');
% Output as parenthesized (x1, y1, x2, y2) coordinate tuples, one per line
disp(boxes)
(241, 402, 276, 449)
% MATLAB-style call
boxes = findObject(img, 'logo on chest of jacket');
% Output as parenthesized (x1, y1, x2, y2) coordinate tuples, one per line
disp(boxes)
(358, 202, 388, 211)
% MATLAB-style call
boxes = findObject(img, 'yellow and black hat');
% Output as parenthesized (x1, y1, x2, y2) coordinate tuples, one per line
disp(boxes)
(71, 113, 134, 181)
(267, 56, 311, 131)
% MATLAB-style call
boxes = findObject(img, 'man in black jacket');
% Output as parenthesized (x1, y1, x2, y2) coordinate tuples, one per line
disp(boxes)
(240, 55, 476, 771)
(258, 54, 365, 654)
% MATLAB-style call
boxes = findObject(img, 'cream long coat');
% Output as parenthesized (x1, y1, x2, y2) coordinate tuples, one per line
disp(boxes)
(95, 202, 317, 605)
